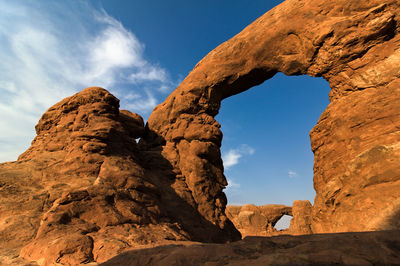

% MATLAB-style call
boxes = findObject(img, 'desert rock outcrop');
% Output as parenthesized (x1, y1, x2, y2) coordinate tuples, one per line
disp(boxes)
(226, 202, 314, 238)
(288, 200, 313, 235)
(144, 0, 400, 234)
(0, 87, 240, 265)
(1, 0, 400, 264)
(226, 204, 292, 237)
(101, 230, 400, 266)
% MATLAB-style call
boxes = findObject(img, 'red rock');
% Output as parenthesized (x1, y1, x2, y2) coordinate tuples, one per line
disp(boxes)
(226, 202, 314, 237)
(226, 204, 292, 237)
(145, 0, 400, 235)
(289, 200, 312, 235)
(100, 230, 400, 266)
(1, 87, 239, 265)
(1, 0, 400, 264)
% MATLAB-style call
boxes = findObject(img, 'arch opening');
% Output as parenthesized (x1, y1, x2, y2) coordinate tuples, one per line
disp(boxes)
(218, 73, 330, 207)
(274, 214, 293, 231)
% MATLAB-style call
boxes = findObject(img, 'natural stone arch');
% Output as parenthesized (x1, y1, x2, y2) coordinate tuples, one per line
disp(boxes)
(0, 1, 399, 264)
(225, 204, 293, 237)
(143, 0, 400, 234)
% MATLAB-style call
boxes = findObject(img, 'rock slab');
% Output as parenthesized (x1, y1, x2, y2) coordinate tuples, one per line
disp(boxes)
(101, 230, 400, 266)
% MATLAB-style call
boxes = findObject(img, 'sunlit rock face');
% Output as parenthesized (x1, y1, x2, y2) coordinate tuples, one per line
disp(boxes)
(226, 205, 293, 237)
(225, 201, 314, 238)
(0, 87, 240, 265)
(145, 0, 400, 234)
(1, 0, 400, 265)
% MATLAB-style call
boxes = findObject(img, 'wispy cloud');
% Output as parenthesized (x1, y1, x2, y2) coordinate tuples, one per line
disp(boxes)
(0, 1, 173, 162)
(223, 150, 242, 169)
(226, 178, 241, 190)
(222, 144, 255, 169)
(288, 170, 298, 178)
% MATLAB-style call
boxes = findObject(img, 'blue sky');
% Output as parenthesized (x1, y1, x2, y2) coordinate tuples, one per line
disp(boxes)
(0, 1, 331, 210)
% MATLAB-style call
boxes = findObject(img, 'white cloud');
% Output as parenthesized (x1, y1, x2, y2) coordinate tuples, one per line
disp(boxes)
(0, 1, 173, 162)
(124, 90, 158, 113)
(226, 178, 241, 190)
(129, 66, 168, 83)
(222, 144, 255, 169)
(223, 150, 242, 169)
(288, 170, 298, 178)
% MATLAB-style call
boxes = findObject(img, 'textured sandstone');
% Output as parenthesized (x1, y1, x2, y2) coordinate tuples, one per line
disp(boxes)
(226, 205, 292, 237)
(0, 87, 239, 265)
(144, 0, 400, 234)
(0, 0, 400, 264)
(101, 230, 400, 266)
(288, 200, 313, 235)
(226, 202, 314, 238)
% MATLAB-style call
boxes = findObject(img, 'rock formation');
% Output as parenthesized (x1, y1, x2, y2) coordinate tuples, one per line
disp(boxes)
(288, 200, 313, 235)
(226, 201, 314, 238)
(144, 0, 400, 234)
(0, 87, 240, 265)
(1, 0, 400, 264)
(101, 230, 400, 266)
(226, 204, 292, 237)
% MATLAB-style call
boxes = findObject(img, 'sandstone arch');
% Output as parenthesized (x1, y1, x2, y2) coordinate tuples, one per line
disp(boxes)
(1, 0, 400, 264)
(143, 0, 400, 233)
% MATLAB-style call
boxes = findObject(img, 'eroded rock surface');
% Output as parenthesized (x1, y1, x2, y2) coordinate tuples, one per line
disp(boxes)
(226, 205, 292, 237)
(1, 0, 400, 264)
(289, 200, 313, 235)
(144, 0, 400, 234)
(0, 87, 239, 265)
(101, 230, 400, 266)
(226, 202, 314, 238)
